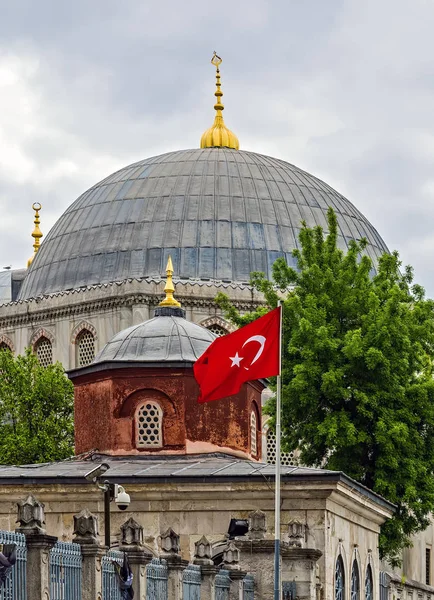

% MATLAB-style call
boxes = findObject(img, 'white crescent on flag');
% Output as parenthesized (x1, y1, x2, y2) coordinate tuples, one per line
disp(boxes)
(242, 335, 266, 370)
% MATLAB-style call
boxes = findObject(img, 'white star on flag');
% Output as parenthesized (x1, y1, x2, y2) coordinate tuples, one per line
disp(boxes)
(229, 352, 243, 367)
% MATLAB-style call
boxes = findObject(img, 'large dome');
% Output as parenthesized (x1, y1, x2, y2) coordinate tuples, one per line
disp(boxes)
(19, 148, 388, 300)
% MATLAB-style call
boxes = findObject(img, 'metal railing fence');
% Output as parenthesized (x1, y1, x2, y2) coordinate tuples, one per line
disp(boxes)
(379, 572, 390, 600)
(182, 563, 201, 600)
(243, 573, 254, 600)
(215, 569, 231, 600)
(102, 549, 124, 600)
(146, 557, 168, 600)
(49, 541, 82, 600)
(0, 530, 27, 600)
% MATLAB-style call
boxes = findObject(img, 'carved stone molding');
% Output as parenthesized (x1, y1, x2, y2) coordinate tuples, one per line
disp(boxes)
(71, 320, 98, 343)
(223, 541, 240, 570)
(120, 517, 143, 547)
(73, 508, 99, 545)
(199, 316, 236, 333)
(287, 519, 307, 548)
(159, 528, 180, 555)
(16, 494, 46, 534)
(29, 327, 55, 347)
(193, 536, 213, 566)
(0, 333, 14, 351)
(248, 510, 267, 540)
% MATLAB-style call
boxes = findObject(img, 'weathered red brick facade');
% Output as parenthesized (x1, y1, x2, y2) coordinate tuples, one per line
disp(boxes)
(72, 364, 263, 460)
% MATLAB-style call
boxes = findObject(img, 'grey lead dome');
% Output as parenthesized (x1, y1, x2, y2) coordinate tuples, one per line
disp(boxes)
(93, 315, 216, 364)
(19, 147, 388, 300)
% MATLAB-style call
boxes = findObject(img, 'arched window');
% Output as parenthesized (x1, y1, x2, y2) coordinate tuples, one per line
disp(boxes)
(351, 561, 360, 600)
(335, 556, 345, 600)
(34, 336, 53, 367)
(0, 342, 11, 352)
(76, 329, 95, 366)
(365, 565, 373, 600)
(136, 402, 163, 448)
(207, 324, 228, 337)
(250, 411, 257, 456)
(265, 428, 299, 466)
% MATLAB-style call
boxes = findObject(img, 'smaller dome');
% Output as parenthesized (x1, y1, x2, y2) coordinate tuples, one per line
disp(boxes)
(94, 312, 216, 364)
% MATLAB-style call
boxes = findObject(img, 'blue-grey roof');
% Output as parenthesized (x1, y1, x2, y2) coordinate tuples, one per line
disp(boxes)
(18, 148, 389, 300)
(0, 454, 395, 510)
(93, 314, 216, 364)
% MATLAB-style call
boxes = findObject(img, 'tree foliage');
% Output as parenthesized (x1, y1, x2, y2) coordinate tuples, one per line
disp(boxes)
(216, 207, 434, 566)
(0, 348, 74, 464)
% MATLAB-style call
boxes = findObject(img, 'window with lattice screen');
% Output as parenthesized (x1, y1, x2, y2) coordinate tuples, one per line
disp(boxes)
(34, 337, 52, 367)
(136, 402, 163, 448)
(207, 324, 228, 337)
(265, 428, 300, 466)
(250, 411, 257, 456)
(76, 330, 95, 366)
(0, 342, 11, 352)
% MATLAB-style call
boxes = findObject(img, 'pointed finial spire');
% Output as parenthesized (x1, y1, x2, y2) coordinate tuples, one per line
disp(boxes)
(200, 52, 239, 150)
(27, 203, 43, 267)
(159, 256, 181, 307)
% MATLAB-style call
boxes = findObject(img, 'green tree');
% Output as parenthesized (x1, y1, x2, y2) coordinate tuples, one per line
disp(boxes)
(216, 208, 434, 566)
(0, 347, 74, 464)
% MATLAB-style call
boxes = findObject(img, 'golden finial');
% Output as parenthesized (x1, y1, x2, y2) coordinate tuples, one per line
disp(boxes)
(200, 52, 239, 150)
(27, 203, 43, 268)
(159, 256, 181, 307)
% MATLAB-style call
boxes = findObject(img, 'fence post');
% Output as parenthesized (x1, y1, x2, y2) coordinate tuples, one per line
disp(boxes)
(194, 536, 218, 600)
(223, 541, 246, 600)
(73, 508, 105, 600)
(120, 517, 153, 600)
(16, 494, 57, 600)
(160, 528, 188, 600)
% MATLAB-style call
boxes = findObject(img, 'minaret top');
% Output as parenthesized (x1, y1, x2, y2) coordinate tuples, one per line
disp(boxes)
(200, 52, 239, 150)
(27, 203, 43, 268)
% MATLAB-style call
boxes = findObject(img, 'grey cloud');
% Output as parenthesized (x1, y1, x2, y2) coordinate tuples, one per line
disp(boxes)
(1, 0, 434, 295)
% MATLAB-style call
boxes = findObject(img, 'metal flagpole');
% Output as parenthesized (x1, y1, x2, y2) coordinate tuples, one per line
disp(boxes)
(274, 300, 283, 600)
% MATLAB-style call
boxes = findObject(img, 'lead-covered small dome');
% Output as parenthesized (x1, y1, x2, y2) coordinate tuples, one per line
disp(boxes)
(94, 309, 216, 364)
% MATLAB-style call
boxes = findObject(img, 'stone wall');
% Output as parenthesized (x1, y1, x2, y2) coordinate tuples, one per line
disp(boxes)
(0, 277, 264, 369)
(0, 475, 392, 600)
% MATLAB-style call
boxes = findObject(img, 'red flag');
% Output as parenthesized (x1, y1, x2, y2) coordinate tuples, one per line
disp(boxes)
(194, 307, 281, 403)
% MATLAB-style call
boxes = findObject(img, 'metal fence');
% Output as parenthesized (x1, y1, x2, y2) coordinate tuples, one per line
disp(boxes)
(0, 530, 27, 600)
(182, 563, 201, 600)
(243, 574, 254, 600)
(379, 572, 390, 600)
(146, 557, 168, 600)
(102, 549, 124, 600)
(49, 541, 82, 600)
(215, 569, 231, 600)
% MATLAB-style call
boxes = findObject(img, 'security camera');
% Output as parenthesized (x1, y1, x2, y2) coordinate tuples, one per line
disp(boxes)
(114, 485, 131, 511)
(84, 463, 110, 483)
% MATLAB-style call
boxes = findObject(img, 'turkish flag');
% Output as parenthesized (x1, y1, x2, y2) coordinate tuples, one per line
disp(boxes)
(194, 307, 281, 403)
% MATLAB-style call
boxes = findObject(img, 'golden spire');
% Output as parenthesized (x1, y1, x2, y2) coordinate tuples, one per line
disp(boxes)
(159, 256, 181, 307)
(27, 203, 43, 268)
(200, 52, 239, 150)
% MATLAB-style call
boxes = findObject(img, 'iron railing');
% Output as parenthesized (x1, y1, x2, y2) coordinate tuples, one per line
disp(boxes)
(0, 530, 27, 600)
(379, 572, 390, 600)
(102, 549, 124, 600)
(243, 574, 254, 600)
(50, 541, 82, 600)
(146, 557, 168, 600)
(182, 563, 201, 600)
(215, 569, 231, 600)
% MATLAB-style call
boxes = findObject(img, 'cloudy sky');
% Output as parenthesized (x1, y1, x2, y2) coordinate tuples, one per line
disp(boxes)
(1, 0, 434, 294)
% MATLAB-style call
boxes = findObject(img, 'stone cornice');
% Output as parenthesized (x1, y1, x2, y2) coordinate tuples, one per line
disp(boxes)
(0, 278, 265, 328)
